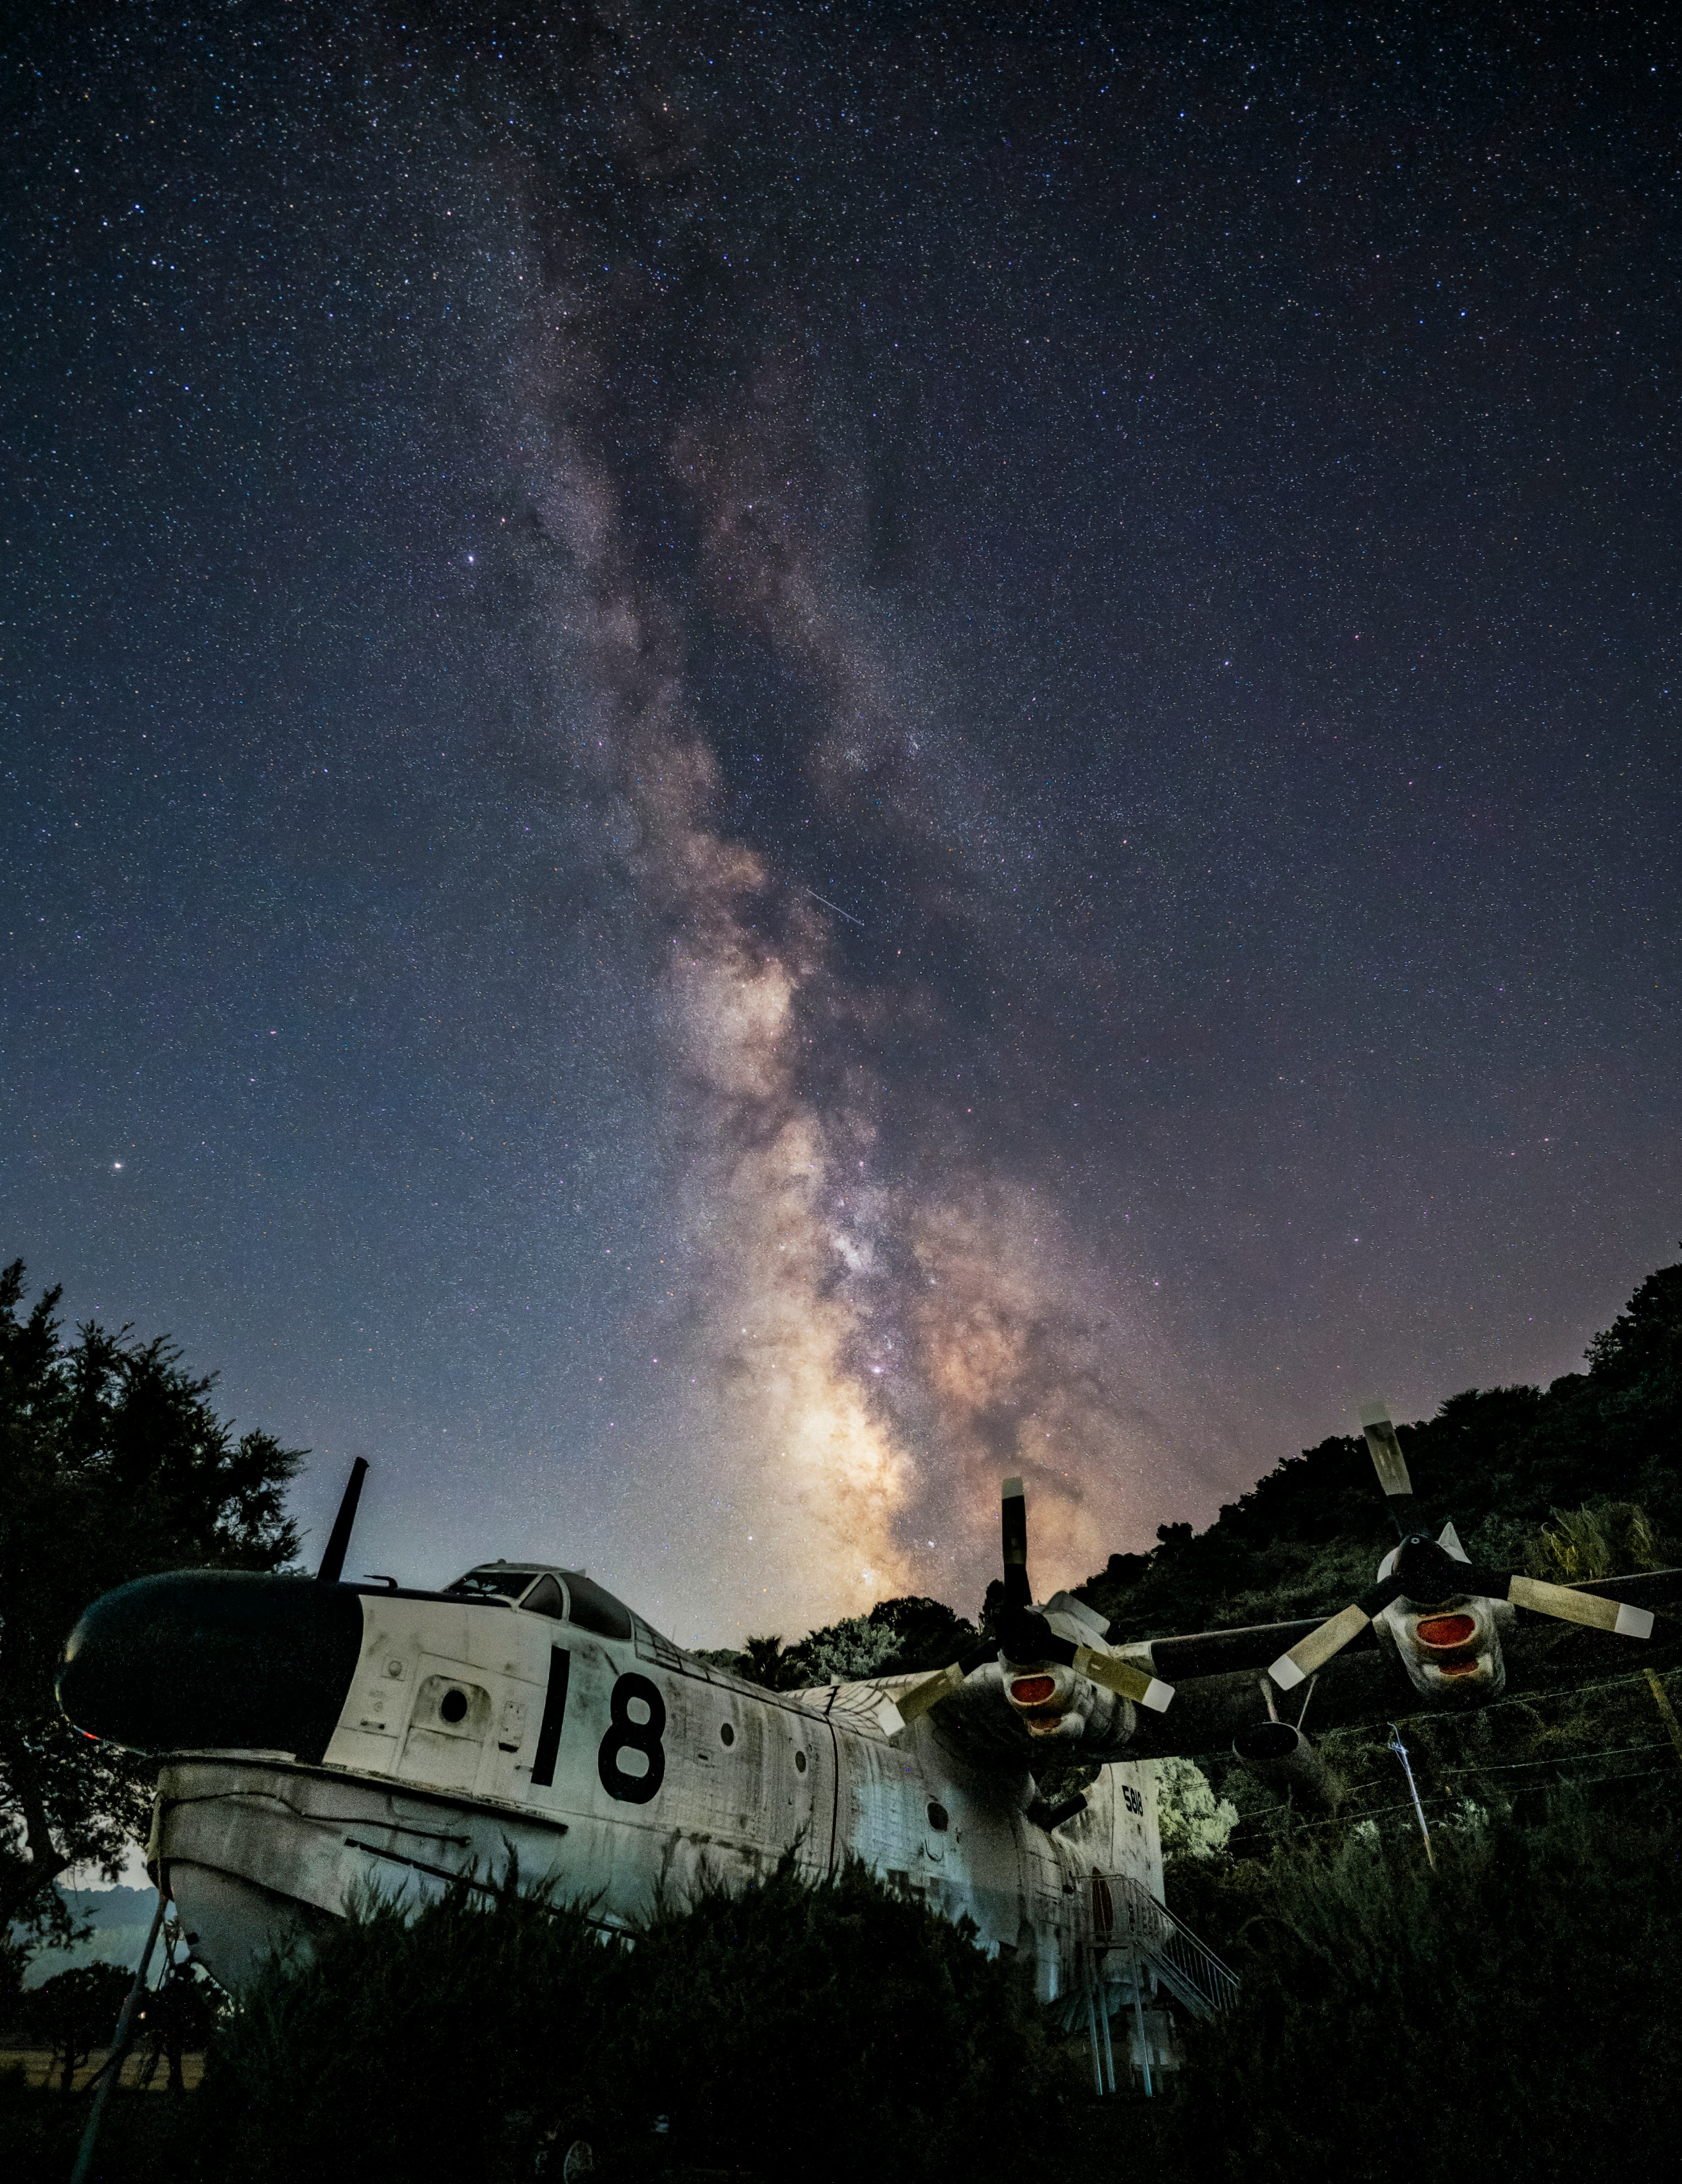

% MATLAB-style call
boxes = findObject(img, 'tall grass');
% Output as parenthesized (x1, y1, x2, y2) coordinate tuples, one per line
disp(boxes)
(193, 1855, 1074, 2183)
(18, 1792, 1674, 2184)
(1156, 1787, 1682, 2184)
(196, 1863, 618, 2182)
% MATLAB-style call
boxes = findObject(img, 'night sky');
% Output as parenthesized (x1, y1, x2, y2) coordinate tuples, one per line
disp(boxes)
(7, 4, 1679, 1645)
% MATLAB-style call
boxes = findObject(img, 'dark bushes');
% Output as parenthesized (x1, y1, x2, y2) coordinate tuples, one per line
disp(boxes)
(194, 1855, 1073, 2184)
(14, 1797, 1682, 2184)
(19, 1961, 133, 2092)
(1155, 1789, 1682, 2184)
(620, 1856, 1066, 2180)
(196, 1867, 616, 2182)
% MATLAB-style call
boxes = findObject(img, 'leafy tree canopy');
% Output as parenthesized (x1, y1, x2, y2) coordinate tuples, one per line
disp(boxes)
(704, 1595, 980, 1690)
(0, 1260, 304, 1959)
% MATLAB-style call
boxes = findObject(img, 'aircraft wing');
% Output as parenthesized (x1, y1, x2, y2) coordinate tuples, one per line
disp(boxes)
(1118, 1565, 1682, 1759)
(1131, 1566, 1682, 1682)
(856, 1458, 1682, 1774)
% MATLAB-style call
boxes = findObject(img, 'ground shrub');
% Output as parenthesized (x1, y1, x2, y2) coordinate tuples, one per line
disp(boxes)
(620, 1855, 1072, 2180)
(20, 1961, 134, 2092)
(194, 1866, 623, 2183)
(0, 2076, 190, 2184)
(11, 1794, 1680, 2182)
(191, 1854, 1074, 2183)
(1154, 1787, 1682, 2184)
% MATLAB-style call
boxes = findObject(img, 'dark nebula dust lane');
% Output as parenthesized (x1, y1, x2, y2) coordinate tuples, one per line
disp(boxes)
(5, 5, 1679, 1641)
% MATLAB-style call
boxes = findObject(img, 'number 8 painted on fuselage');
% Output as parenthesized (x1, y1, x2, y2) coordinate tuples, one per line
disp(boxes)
(597, 1672, 667, 1803)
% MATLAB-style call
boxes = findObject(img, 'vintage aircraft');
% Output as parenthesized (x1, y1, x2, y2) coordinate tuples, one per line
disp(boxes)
(57, 1402, 1679, 2026)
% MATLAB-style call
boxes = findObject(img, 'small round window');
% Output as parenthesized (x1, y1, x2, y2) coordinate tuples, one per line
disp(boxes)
(719, 1722, 735, 1747)
(440, 1688, 469, 1725)
(926, 1801, 950, 1831)
(794, 1749, 808, 1773)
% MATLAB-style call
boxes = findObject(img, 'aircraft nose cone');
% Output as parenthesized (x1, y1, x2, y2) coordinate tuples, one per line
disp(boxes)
(59, 1571, 364, 1761)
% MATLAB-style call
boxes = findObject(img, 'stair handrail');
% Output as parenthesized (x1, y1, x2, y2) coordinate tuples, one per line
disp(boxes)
(1082, 1868, 1240, 2018)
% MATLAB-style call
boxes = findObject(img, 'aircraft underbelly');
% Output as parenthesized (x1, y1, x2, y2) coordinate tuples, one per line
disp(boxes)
(156, 1749, 1163, 2000)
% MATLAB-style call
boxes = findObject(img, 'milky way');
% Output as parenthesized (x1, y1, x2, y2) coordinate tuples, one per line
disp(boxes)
(6, 7, 1679, 1640)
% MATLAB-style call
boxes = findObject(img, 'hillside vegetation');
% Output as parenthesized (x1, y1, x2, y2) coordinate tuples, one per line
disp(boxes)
(1076, 1259, 1682, 1644)
(717, 1260, 1682, 1703)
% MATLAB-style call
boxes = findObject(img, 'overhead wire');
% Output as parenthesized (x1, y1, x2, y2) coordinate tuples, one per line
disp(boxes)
(1436, 1737, 1676, 1773)
(1219, 1665, 1682, 1844)
(1314, 1658, 1682, 1743)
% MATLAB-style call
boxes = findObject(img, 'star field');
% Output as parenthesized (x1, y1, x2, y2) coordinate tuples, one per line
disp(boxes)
(5, 4, 1679, 1642)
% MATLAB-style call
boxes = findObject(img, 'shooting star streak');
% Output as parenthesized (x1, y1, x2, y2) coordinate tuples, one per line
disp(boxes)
(803, 887, 865, 928)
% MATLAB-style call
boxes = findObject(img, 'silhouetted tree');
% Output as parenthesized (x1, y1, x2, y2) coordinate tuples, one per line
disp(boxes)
(738, 1634, 800, 1688)
(0, 1259, 304, 1951)
(21, 1960, 132, 2092)
(864, 1594, 980, 1673)
(136, 1950, 225, 2092)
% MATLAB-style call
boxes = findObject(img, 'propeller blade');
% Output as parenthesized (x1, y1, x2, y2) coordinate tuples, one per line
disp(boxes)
(1269, 1599, 1384, 1691)
(894, 1639, 1004, 1725)
(993, 1476, 1174, 1711)
(1001, 1475, 1032, 1608)
(896, 1659, 968, 1725)
(1504, 1572, 1654, 1638)
(1358, 1399, 1417, 1535)
(1072, 1644, 1175, 1714)
(1428, 1556, 1655, 1641)
(1270, 1552, 1657, 1695)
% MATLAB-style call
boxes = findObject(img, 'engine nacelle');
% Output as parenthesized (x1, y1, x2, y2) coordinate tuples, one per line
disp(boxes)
(1231, 1718, 1341, 1809)
(1365, 1528, 1514, 1699)
(1000, 1658, 1134, 1745)
(999, 1591, 1134, 1748)
(1372, 1545, 1515, 1697)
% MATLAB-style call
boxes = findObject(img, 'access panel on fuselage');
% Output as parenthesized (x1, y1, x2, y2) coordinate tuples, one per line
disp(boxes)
(325, 1596, 548, 1805)
(1084, 1757, 1163, 1898)
(832, 1726, 946, 1900)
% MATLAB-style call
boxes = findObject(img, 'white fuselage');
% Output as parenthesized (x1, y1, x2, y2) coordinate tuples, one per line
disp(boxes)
(154, 1584, 1162, 1997)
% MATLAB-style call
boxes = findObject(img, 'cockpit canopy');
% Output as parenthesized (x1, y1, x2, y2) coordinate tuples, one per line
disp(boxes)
(444, 1562, 634, 1642)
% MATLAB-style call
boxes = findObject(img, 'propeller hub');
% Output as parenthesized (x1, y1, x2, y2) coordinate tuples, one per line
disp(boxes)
(1390, 1538, 1471, 1605)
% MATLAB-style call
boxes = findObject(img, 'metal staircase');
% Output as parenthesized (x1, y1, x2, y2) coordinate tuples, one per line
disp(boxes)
(1075, 1870, 1239, 2096)
(1090, 1868, 1240, 2019)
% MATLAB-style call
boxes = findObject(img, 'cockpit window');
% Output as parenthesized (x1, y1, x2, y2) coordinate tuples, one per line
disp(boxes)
(446, 1569, 536, 1602)
(521, 1574, 566, 1619)
(559, 1571, 634, 1642)
(442, 1565, 634, 1640)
